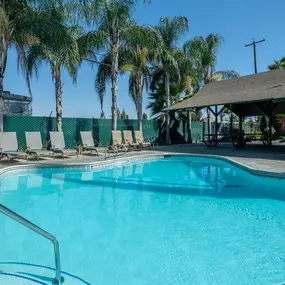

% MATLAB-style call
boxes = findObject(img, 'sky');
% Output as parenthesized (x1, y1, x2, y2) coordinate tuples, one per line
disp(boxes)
(4, 0, 285, 119)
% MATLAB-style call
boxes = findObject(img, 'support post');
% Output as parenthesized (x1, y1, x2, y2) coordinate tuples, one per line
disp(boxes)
(239, 116, 243, 135)
(215, 106, 218, 142)
(0, 95, 4, 132)
(202, 120, 205, 141)
(238, 116, 244, 148)
(207, 107, 210, 142)
(187, 110, 192, 143)
(230, 112, 233, 138)
(269, 115, 272, 148)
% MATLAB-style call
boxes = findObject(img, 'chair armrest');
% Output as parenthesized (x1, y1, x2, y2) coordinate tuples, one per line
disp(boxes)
(94, 140, 103, 147)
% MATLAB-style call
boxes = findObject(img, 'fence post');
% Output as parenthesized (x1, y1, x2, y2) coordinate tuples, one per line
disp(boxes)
(0, 113, 3, 131)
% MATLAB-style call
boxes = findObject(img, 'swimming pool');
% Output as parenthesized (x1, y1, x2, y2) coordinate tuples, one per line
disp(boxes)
(0, 155, 285, 285)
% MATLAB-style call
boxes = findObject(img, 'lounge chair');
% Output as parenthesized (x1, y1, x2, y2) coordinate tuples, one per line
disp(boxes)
(49, 131, 78, 159)
(123, 130, 141, 151)
(0, 132, 28, 162)
(134, 131, 154, 150)
(80, 131, 99, 155)
(111, 131, 127, 153)
(25, 132, 52, 161)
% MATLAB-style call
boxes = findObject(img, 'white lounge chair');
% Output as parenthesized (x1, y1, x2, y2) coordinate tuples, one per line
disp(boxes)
(49, 132, 78, 159)
(0, 132, 28, 162)
(26, 132, 52, 161)
(123, 130, 141, 151)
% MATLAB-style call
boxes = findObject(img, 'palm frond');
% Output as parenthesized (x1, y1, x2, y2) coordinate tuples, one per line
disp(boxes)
(268, 56, 285, 70)
(77, 30, 107, 58)
(15, 43, 33, 99)
(157, 16, 188, 49)
(121, 25, 163, 51)
(128, 73, 138, 106)
(213, 70, 240, 81)
(95, 51, 112, 114)
(0, 6, 8, 29)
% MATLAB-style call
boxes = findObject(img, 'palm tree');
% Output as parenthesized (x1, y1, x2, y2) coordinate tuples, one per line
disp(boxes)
(153, 16, 189, 144)
(184, 34, 223, 84)
(268, 57, 285, 70)
(120, 47, 150, 130)
(212, 70, 240, 81)
(82, 0, 155, 130)
(0, 0, 65, 100)
(119, 28, 160, 130)
(27, 7, 80, 131)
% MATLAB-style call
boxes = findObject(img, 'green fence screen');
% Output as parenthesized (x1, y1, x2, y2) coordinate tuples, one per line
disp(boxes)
(3, 115, 203, 148)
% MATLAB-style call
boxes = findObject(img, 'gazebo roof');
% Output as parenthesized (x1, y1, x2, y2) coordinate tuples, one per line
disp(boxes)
(165, 69, 285, 116)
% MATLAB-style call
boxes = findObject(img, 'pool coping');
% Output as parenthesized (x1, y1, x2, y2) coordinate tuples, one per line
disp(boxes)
(0, 152, 284, 180)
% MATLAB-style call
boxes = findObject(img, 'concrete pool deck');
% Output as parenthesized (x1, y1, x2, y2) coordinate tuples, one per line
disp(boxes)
(0, 143, 285, 177)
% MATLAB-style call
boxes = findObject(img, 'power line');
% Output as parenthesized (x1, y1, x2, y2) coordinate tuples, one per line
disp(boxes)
(245, 39, 265, 74)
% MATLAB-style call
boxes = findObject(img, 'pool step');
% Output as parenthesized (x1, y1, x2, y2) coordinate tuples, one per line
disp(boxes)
(0, 262, 91, 285)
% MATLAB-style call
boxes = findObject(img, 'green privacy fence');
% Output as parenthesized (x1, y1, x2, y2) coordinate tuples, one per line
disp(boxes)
(2, 115, 203, 148)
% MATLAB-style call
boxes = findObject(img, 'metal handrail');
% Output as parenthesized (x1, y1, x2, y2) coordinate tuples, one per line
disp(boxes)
(0, 204, 63, 284)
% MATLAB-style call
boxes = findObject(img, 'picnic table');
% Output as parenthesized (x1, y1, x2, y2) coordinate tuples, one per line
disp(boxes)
(231, 133, 271, 148)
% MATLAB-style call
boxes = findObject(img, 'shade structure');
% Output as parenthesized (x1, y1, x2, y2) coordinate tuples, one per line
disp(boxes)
(165, 69, 285, 116)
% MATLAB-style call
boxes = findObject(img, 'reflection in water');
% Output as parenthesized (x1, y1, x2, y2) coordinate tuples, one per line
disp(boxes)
(0, 158, 284, 202)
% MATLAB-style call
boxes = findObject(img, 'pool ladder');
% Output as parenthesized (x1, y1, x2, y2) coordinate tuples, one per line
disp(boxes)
(0, 203, 63, 284)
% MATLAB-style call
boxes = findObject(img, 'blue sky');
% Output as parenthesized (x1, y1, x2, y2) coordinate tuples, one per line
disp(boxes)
(4, 0, 285, 118)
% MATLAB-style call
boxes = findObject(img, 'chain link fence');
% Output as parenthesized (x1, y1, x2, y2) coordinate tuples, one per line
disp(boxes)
(3, 115, 160, 148)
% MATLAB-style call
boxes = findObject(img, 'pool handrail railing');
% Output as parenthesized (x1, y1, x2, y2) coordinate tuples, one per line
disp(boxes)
(0, 203, 63, 284)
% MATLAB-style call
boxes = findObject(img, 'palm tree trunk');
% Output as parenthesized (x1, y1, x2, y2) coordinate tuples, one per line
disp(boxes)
(111, 43, 119, 130)
(54, 65, 63, 132)
(165, 72, 171, 144)
(137, 74, 144, 131)
(0, 33, 8, 96)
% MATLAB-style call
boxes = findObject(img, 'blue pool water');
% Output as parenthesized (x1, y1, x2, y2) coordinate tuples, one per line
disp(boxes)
(1, 156, 285, 285)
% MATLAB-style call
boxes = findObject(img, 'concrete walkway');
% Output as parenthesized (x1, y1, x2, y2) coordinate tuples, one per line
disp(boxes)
(0, 143, 284, 176)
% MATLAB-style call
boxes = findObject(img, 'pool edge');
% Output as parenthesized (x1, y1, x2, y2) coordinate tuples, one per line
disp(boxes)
(0, 153, 284, 179)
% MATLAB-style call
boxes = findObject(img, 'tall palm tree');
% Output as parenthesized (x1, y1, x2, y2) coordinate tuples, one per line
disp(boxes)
(184, 34, 223, 84)
(26, 7, 80, 131)
(152, 17, 189, 144)
(82, 0, 155, 130)
(268, 57, 285, 70)
(121, 47, 150, 130)
(0, 0, 65, 100)
(119, 28, 160, 130)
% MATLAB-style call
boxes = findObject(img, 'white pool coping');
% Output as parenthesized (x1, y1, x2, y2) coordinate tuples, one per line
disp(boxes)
(0, 152, 284, 180)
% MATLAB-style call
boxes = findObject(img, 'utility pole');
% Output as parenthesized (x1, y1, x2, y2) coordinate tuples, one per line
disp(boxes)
(245, 39, 265, 74)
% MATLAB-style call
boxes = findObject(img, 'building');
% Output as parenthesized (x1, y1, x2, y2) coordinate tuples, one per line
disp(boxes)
(0, 91, 32, 116)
